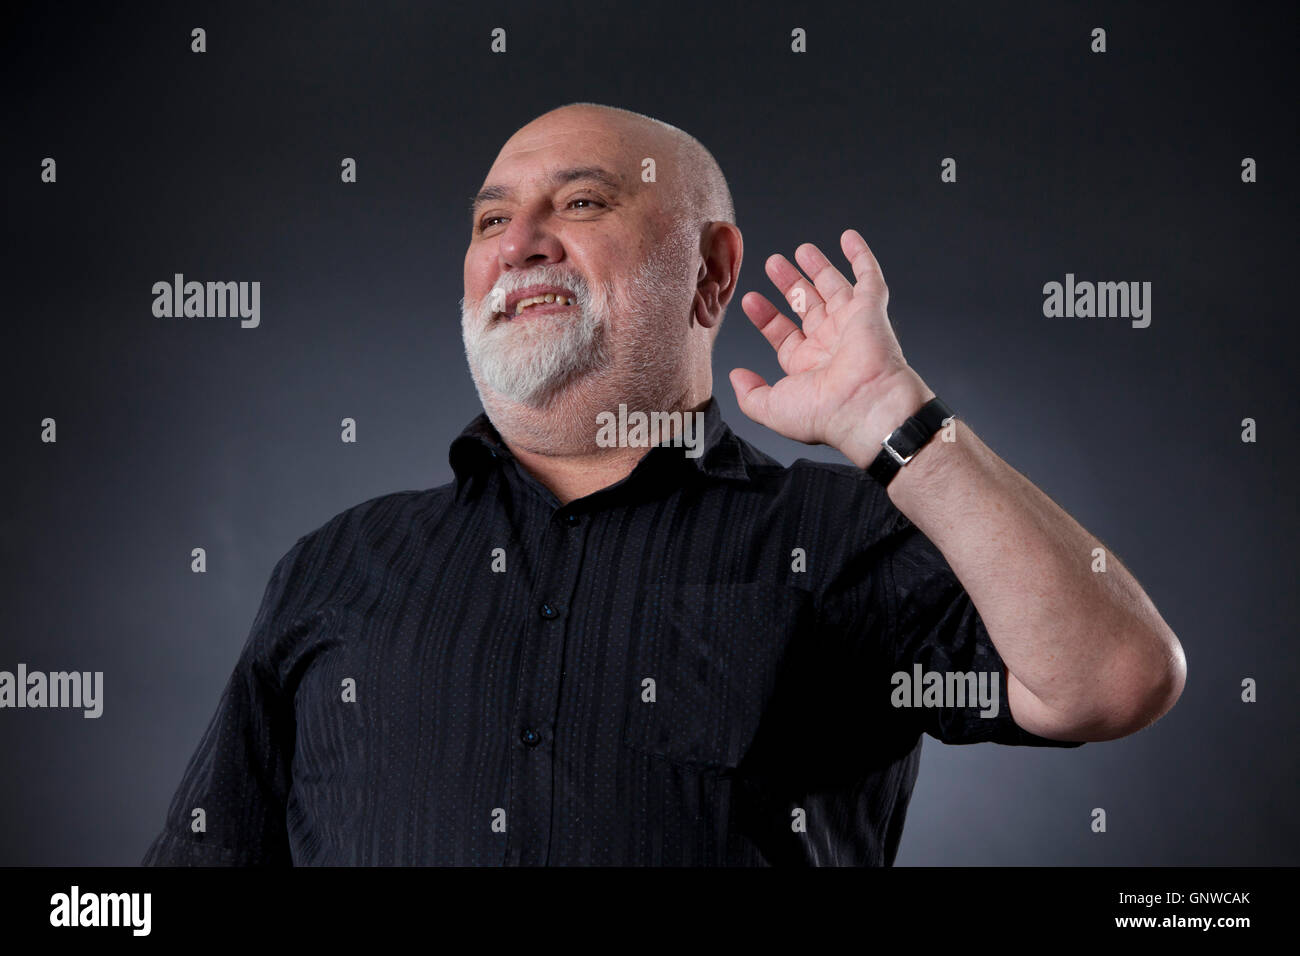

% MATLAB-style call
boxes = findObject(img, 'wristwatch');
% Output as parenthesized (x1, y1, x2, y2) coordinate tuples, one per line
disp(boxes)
(865, 397, 955, 487)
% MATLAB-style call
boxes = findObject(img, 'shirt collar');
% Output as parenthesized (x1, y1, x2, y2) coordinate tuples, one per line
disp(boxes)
(448, 395, 750, 494)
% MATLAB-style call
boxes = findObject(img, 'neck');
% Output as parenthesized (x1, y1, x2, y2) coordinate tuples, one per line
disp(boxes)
(482, 376, 711, 505)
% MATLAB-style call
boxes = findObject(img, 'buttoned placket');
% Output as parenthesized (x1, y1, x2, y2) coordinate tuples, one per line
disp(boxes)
(502, 475, 591, 866)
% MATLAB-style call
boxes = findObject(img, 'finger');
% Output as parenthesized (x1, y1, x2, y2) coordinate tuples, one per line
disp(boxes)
(741, 291, 805, 372)
(794, 241, 856, 313)
(765, 253, 824, 325)
(840, 229, 887, 296)
(728, 367, 775, 429)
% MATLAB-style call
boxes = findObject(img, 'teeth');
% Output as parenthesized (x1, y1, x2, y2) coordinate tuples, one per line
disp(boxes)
(512, 293, 573, 316)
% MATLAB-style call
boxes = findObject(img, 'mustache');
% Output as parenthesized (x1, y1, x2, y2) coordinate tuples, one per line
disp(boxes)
(469, 266, 594, 322)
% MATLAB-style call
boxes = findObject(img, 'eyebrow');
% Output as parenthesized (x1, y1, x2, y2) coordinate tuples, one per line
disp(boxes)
(469, 165, 624, 221)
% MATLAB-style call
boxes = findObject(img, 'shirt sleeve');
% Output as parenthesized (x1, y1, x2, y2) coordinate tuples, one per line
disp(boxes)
(880, 507, 1085, 749)
(141, 537, 310, 866)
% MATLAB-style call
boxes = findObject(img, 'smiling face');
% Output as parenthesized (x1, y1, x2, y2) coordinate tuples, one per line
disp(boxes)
(461, 106, 701, 412)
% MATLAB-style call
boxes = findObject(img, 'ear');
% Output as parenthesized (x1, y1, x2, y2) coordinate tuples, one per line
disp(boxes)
(692, 222, 743, 330)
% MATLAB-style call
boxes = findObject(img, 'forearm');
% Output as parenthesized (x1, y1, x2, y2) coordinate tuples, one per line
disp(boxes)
(840, 370, 1186, 740)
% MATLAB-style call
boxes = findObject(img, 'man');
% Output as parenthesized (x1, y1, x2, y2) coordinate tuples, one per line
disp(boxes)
(143, 102, 1185, 866)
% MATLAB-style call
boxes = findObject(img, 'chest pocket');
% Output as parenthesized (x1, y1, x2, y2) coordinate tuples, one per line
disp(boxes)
(621, 581, 813, 771)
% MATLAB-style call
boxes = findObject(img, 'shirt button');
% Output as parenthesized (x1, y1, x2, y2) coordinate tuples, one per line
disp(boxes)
(540, 603, 559, 619)
(520, 728, 541, 747)
(565, 513, 579, 525)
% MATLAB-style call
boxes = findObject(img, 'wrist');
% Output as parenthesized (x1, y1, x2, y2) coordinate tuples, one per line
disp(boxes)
(884, 412, 968, 507)
(835, 368, 936, 471)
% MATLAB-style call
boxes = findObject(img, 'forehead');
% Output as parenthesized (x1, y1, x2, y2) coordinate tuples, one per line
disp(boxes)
(483, 111, 655, 187)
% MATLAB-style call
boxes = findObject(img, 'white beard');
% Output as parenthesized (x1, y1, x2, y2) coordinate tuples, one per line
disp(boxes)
(460, 262, 610, 407)
(460, 232, 695, 410)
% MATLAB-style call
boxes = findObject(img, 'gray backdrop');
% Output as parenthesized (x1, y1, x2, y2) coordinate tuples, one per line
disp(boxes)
(2, 0, 1295, 865)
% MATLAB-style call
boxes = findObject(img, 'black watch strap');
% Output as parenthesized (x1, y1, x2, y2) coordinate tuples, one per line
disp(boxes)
(866, 397, 955, 487)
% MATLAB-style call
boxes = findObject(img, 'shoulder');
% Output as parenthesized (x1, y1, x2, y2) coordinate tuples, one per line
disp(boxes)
(274, 483, 457, 575)
(248, 484, 458, 663)
(728, 432, 908, 546)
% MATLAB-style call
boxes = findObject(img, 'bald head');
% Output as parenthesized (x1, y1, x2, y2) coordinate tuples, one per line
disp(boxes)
(462, 101, 744, 430)
(521, 102, 735, 230)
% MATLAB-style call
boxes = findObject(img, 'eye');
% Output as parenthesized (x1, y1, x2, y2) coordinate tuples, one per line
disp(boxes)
(477, 195, 608, 233)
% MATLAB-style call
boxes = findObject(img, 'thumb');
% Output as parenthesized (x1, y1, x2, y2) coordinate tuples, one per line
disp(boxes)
(729, 368, 774, 428)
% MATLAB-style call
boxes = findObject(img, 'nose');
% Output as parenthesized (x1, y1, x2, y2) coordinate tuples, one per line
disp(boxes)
(497, 209, 565, 270)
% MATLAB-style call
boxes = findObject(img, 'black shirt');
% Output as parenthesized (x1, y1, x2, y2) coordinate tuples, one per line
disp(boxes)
(142, 396, 1081, 867)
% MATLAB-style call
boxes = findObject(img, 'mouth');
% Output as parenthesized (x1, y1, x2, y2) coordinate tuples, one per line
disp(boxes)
(495, 289, 579, 322)
(499, 301, 577, 322)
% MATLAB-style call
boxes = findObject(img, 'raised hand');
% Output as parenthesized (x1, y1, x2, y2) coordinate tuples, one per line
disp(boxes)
(728, 228, 931, 462)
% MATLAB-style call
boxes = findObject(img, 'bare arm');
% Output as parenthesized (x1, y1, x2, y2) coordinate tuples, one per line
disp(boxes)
(730, 228, 1185, 742)
(838, 370, 1185, 741)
